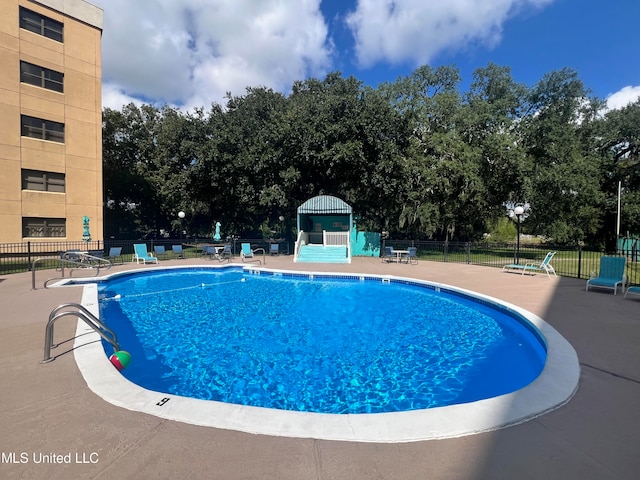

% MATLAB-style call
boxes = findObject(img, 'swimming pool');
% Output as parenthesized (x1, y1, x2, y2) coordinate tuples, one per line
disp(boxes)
(70, 265, 580, 442)
(97, 267, 546, 414)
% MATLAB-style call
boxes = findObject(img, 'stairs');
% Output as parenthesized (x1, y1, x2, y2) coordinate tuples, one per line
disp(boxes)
(296, 245, 349, 264)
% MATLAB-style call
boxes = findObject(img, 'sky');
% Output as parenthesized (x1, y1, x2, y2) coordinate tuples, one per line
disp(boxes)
(89, 0, 640, 113)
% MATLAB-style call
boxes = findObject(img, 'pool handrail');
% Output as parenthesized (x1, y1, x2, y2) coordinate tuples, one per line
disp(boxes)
(31, 256, 112, 290)
(42, 303, 120, 363)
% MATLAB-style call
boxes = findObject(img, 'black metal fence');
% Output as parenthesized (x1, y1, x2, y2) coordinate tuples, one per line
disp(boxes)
(0, 238, 292, 275)
(382, 240, 640, 286)
(2, 238, 638, 286)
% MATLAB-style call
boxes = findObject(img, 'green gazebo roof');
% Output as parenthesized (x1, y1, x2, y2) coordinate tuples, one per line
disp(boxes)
(297, 195, 352, 215)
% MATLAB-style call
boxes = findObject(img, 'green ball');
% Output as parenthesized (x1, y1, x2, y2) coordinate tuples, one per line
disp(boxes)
(109, 350, 131, 370)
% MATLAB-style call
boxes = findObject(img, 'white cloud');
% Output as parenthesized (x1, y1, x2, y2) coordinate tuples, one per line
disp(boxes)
(91, 0, 332, 111)
(345, 0, 554, 68)
(94, 0, 636, 115)
(102, 83, 144, 111)
(605, 86, 640, 111)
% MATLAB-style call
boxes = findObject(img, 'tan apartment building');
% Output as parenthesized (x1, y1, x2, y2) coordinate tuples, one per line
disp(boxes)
(0, 0, 103, 243)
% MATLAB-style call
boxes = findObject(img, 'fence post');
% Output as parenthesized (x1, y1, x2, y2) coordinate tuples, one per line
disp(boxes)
(444, 241, 448, 262)
(577, 245, 582, 279)
(466, 242, 471, 264)
(27, 241, 32, 270)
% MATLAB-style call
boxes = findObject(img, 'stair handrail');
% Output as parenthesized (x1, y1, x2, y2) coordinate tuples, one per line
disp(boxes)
(42, 303, 120, 363)
(31, 256, 112, 290)
(294, 230, 309, 262)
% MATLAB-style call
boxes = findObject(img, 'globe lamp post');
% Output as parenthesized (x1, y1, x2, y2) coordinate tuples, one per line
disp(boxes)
(178, 211, 185, 244)
(513, 206, 524, 264)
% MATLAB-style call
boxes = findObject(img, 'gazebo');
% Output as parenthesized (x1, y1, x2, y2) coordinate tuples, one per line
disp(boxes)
(295, 195, 353, 263)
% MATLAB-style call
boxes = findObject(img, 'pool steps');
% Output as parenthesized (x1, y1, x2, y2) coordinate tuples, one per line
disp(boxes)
(296, 244, 349, 263)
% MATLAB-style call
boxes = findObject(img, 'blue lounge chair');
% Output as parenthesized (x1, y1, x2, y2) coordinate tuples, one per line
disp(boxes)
(406, 247, 418, 265)
(270, 243, 280, 256)
(219, 244, 233, 262)
(624, 285, 640, 299)
(503, 251, 557, 278)
(382, 246, 395, 263)
(172, 245, 184, 259)
(586, 256, 626, 294)
(88, 249, 104, 259)
(203, 245, 216, 259)
(107, 246, 122, 264)
(153, 245, 168, 259)
(133, 244, 158, 264)
(241, 243, 264, 264)
(61, 249, 84, 262)
(204, 244, 232, 262)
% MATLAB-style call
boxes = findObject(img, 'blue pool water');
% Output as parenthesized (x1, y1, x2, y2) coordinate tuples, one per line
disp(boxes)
(97, 267, 546, 414)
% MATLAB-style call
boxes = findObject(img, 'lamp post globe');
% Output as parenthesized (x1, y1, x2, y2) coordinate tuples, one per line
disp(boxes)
(178, 211, 185, 243)
(513, 206, 524, 264)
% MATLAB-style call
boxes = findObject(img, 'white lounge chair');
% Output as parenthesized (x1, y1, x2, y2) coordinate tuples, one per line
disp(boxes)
(503, 251, 557, 278)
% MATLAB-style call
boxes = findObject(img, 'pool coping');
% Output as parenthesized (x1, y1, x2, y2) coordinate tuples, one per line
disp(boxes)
(71, 264, 580, 443)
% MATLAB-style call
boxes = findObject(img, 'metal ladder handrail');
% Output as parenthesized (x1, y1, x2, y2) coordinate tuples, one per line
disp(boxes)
(42, 303, 120, 363)
(32, 257, 112, 290)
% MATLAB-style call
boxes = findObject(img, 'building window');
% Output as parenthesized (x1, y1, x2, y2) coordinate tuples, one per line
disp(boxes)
(22, 169, 65, 193)
(21, 115, 64, 143)
(20, 61, 64, 93)
(22, 218, 66, 238)
(19, 7, 63, 42)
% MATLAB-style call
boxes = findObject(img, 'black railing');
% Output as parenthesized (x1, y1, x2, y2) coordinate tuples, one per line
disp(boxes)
(2, 238, 638, 285)
(0, 238, 293, 275)
(382, 240, 640, 286)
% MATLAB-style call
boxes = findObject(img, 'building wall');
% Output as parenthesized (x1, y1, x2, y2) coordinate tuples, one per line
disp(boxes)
(0, 0, 103, 243)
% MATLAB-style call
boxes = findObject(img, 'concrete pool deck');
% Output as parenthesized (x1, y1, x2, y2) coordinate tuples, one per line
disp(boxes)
(2, 256, 640, 478)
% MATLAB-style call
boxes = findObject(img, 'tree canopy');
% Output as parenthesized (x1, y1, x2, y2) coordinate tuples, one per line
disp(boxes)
(102, 63, 640, 248)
